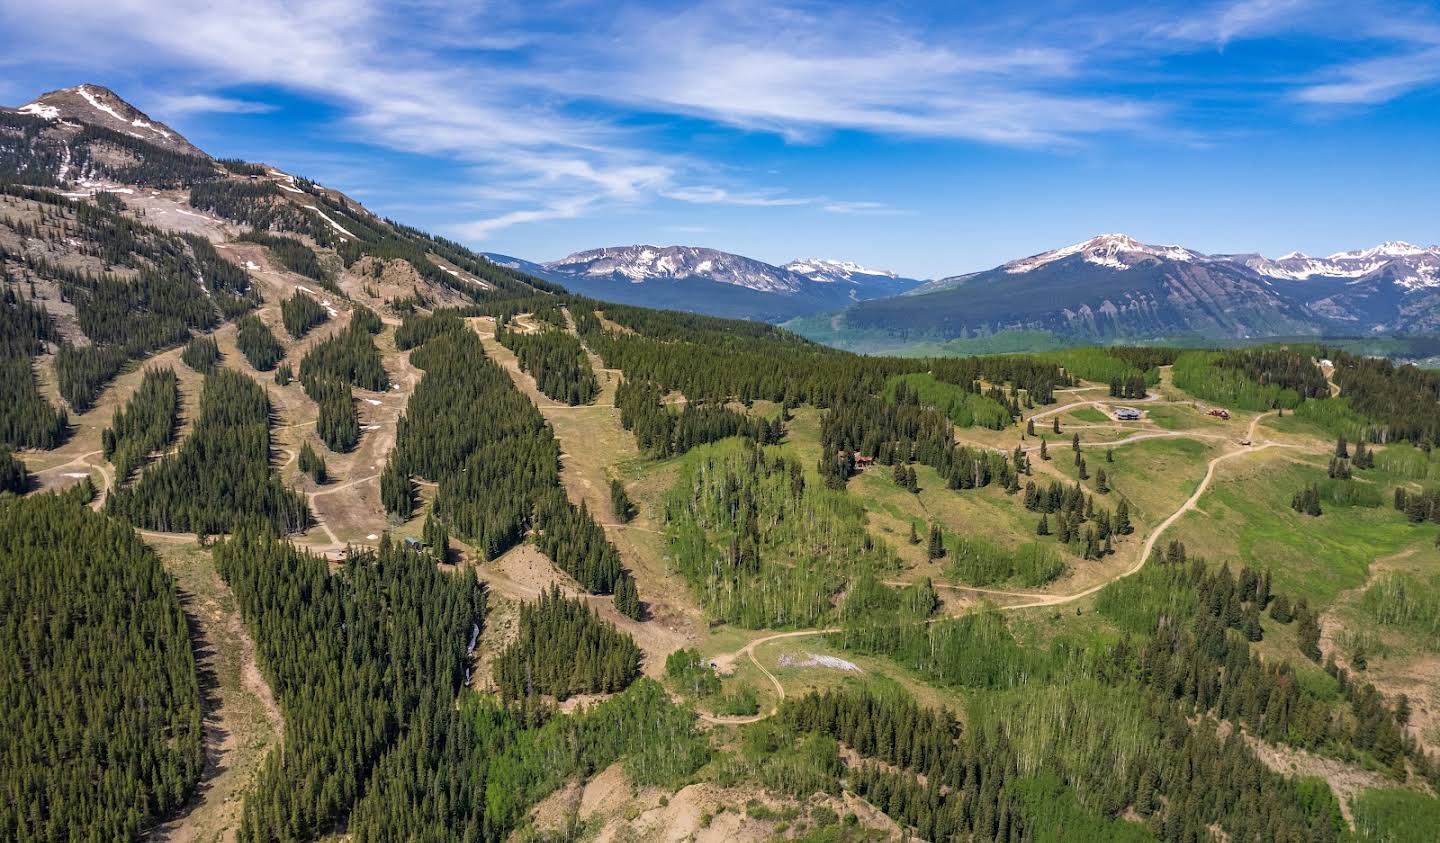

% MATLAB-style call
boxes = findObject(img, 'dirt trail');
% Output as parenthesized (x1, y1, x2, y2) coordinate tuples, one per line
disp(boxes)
(150, 557, 282, 843)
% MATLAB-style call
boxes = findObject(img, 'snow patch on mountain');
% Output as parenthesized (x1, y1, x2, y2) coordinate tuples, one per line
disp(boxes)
(18, 102, 60, 119)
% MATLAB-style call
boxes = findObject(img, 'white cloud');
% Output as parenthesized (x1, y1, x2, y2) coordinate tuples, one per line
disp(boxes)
(1163, 0, 1313, 45)
(661, 186, 815, 207)
(151, 93, 276, 114)
(1295, 47, 1440, 104)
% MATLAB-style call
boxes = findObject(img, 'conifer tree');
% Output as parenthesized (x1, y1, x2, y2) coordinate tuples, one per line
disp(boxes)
(1037, 513, 1049, 536)
(610, 478, 633, 523)
(927, 523, 945, 559)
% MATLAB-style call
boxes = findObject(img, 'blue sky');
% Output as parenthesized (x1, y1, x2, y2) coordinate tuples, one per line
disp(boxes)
(1, 0, 1438, 278)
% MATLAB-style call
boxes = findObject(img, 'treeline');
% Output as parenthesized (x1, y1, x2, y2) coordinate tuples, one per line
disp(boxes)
(665, 440, 898, 628)
(1328, 350, 1440, 444)
(579, 302, 921, 407)
(107, 368, 311, 534)
(615, 376, 781, 457)
(0, 288, 67, 448)
(215, 530, 483, 841)
(237, 229, 329, 286)
(3, 187, 260, 410)
(102, 366, 178, 481)
(931, 353, 1071, 405)
(495, 324, 599, 405)
(388, 323, 640, 613)
(280, 290, 329, 338)
(494, 585, 640, 701)
(0, 493, 202, 841)
(886, 373, 1015, 430)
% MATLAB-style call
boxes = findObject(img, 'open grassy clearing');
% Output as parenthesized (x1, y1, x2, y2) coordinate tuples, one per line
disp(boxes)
(1167, 448, 1433, 609)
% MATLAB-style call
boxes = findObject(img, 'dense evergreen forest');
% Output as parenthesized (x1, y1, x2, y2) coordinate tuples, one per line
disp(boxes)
(0, 493, 202, 841)
(237, 230, 329, 286)
(494, 585, 641, 701)
(102, 365, 178, 482)
(310, 375, 360, 452)
(215, 530, 483, 841)
(495, 322, 599, 405)
(107, 368, 311, 534)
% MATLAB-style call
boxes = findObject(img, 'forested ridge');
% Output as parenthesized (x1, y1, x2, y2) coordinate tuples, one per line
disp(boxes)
(0, 493, 202, 841)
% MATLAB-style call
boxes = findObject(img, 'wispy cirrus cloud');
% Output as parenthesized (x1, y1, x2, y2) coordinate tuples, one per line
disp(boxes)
(151, 93, 277, 115)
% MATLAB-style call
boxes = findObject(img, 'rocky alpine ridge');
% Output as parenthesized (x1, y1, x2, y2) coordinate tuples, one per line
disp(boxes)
(487, 245, 920, 322)
(838, 233, 1440, 341)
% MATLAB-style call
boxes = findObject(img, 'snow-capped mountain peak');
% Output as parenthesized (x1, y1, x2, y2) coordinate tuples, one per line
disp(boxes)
(14, 84, 205, 157)
(1004, 233, 1200, 274)
(784, 258, 901, 284)
(544, 245, 804, 293)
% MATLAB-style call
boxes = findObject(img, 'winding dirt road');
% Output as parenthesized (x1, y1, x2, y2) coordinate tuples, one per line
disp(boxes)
(699, 410, 1291, 724)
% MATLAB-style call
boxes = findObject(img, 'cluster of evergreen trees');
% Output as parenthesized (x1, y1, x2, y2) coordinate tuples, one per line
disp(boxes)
(494, 585, 641, 701)
(180, 333, 220, 372)
(107, 368, 311, 534)
(1292, 484, 1324, 516)
(1394, 486, 1440, 524)
(280, 290, 329, 338)
(299, 318, 388, 392)
(237, 230, 330, 286)
(0, 493, 202, 841)
(235, 314, 284, 371)
(614, 376, 781, 457)
(297, 440, 327, 482)
(1024, 478, 1127, 558)
(309, 375, 360, 452)
(495, 324, 599, 405)
(388, 321, 642, 614)
(215, 530, 483, 841)
(820, 393, 1015, 492)
(102, 365, 178, 482)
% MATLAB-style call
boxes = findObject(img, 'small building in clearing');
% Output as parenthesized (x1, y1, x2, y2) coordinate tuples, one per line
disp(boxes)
(1114, 407, 1142, 421)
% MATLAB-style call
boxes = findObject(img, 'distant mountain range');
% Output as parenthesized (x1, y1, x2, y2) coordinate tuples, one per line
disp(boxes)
(484, 245, 921, 322)
(818, 233, 1440, 344)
